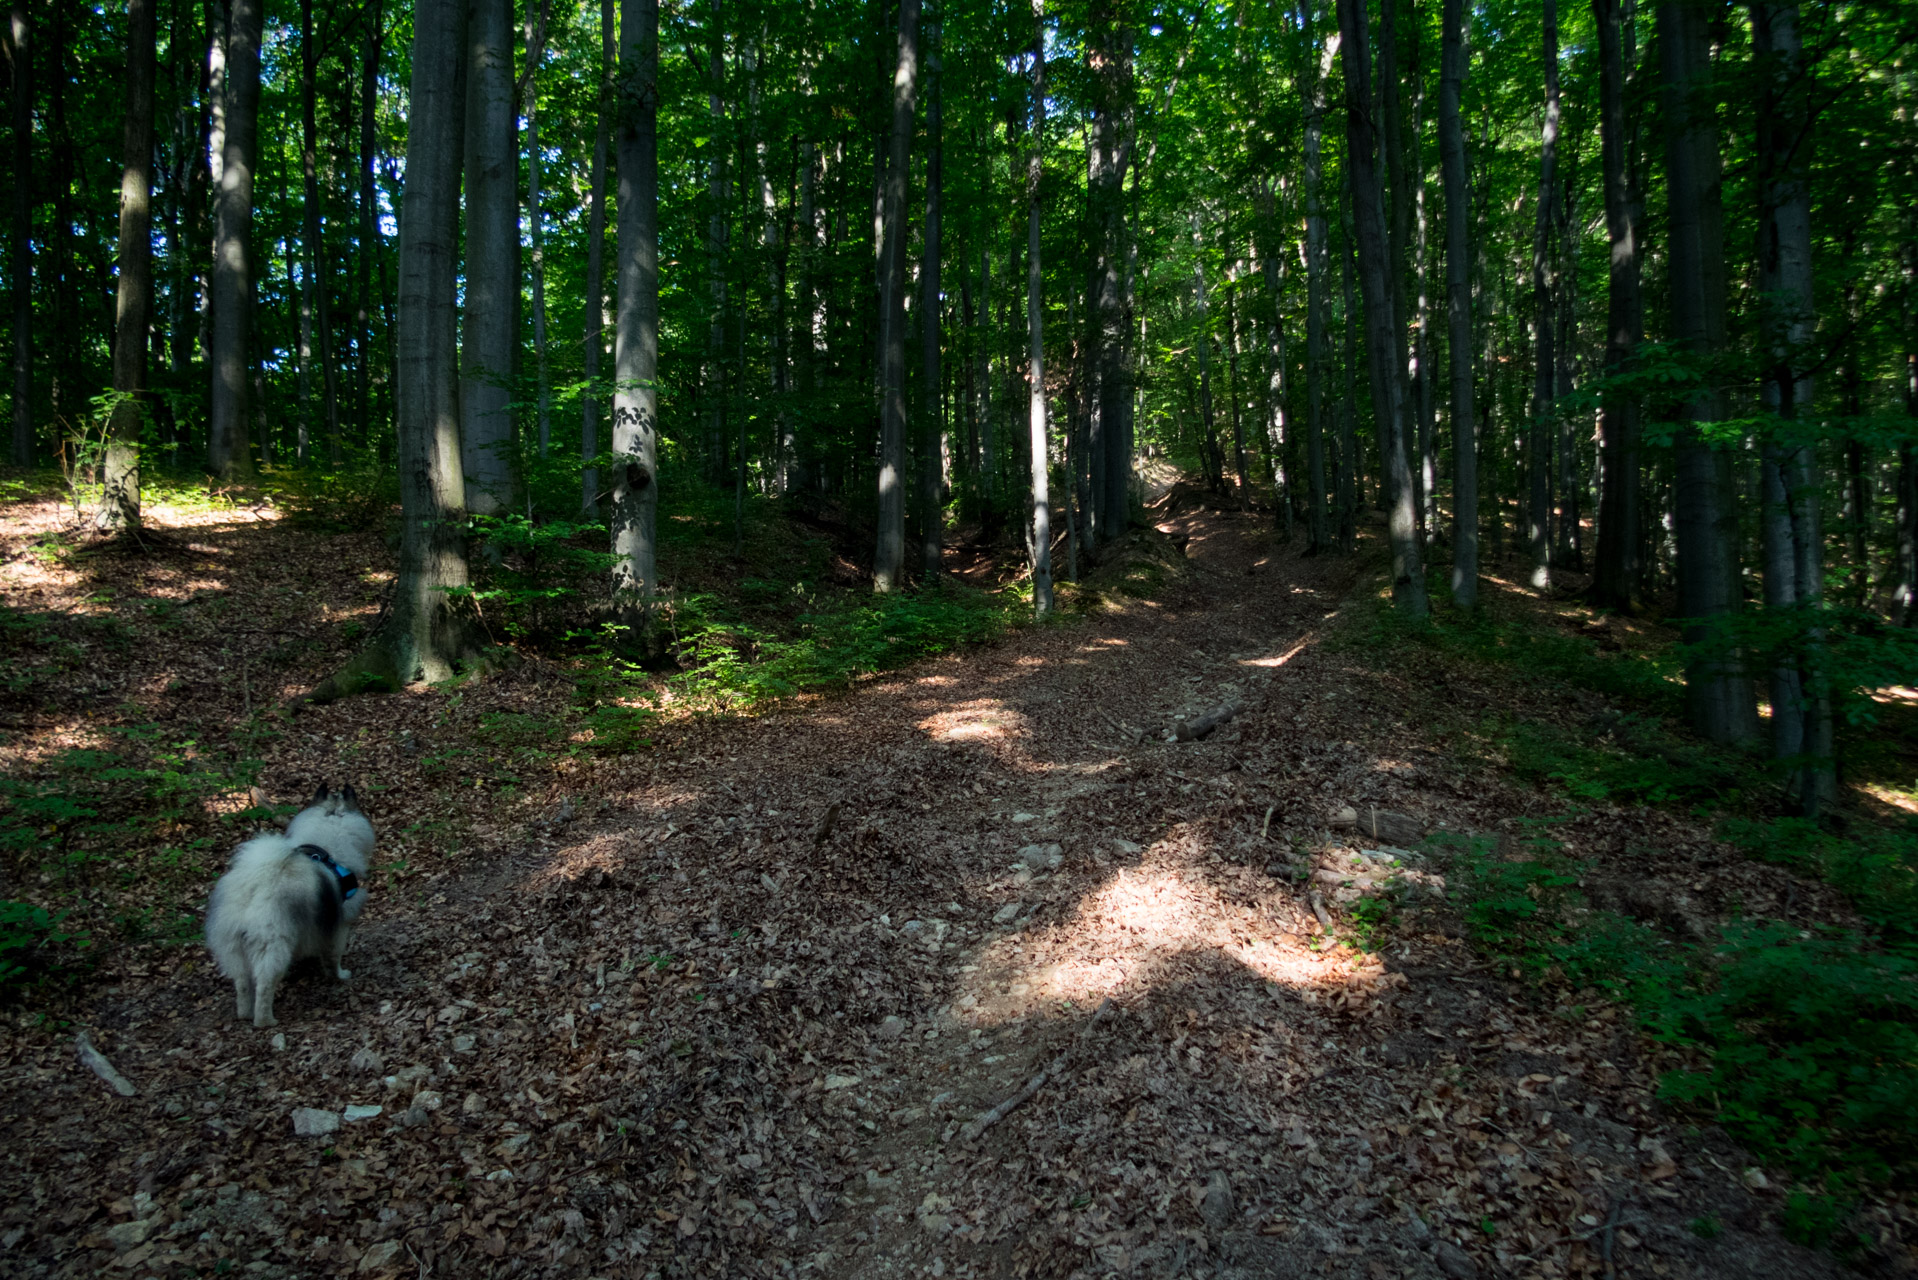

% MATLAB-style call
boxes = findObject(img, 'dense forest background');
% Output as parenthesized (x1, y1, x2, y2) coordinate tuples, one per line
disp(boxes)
(6, 0, 1918, 807)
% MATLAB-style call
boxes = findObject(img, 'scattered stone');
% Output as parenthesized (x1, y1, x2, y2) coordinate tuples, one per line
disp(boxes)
(103, 1219, 152, 1251)
(1742, 1167, 1770, 1191)
(823, 1074, 861, 1090)
(1113, 838, 1143, 855)
(759, 873, 782, 895)
(1330, 805, 1425, 847)
(74, 1032, 136, 1098)
(290, 1107, 340, 1137)
(357, 1240, 403, 1274)
(1434, 1242, 1478, 1279)
(1017, 843, 1051, 870)
(344, 1104, 383, 1122)
(1010, 812, 1038, 824)
(349, 1048, 384, 1074)
(1199, 1172, 1235, 1231)
(411, 1090, 444, 1112)
(992, 903, 1021, 924)
(462, 1092, 486, 1115)
(269, 1033, 286, 1052)
(451, 1034, 476, 1053)
(875, 1016, 907, 1041)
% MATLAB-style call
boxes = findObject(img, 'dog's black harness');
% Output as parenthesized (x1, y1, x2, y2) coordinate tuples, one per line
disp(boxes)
(297, 844, 360, 901)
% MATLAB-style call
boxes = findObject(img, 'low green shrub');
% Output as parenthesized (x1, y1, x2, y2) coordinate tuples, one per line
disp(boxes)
(0, 900, 91, 989)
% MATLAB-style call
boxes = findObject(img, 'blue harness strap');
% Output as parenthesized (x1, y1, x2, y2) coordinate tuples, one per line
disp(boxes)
(296, 844, 360, 901)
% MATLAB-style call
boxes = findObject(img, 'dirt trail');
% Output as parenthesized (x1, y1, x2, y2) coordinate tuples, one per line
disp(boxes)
(1, 504, 1846, 1280)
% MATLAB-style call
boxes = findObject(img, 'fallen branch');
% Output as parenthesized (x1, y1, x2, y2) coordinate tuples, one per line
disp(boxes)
(957, 1052, 1067, 1143)
(1308, 891, 1335, 935)
(76, 1032, 136, 1097)
(1174, 701, 1241, 742)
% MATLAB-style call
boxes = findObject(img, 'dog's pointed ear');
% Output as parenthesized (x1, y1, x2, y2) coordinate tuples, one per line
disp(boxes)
(341, 784, 359, 811)
(312, 780, 331, 805)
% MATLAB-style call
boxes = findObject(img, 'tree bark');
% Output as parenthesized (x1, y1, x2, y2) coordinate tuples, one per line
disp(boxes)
(1527, 0, 1561, 589)
(9, 3, 31, 466)
(581, 0, 611, 511)
(524, 0, 552, 457)
(1025, 0, 1052, 615)
(1303, 27, 1336, 554)
(1090, 3, 1132, 541)
(1753, 0, 1830, 811)
(97, 0, 156, 528)
(356, 0, 381, 450)
(1660, 0, 1757, 744)
(1338, 210, 1360, 549)
(461, 0, 516, 512)
(1439, 0, 1476, 606)
(918, 22, 944, 579)
(1589, 0, 1642, 609)
(1338, 0, 1428, 615)
(611, 0, 660, 618)
(874, 0, 918, 593)
(207, 0, 262, 480)
(317, 0, 474, 699)
(300, 0, 341, 468)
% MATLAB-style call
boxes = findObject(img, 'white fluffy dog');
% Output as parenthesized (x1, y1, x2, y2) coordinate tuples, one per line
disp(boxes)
(205, 783, 375, 1028)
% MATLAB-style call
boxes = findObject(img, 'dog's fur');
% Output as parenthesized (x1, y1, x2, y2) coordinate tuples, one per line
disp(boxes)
(206, 783, 375, 1028)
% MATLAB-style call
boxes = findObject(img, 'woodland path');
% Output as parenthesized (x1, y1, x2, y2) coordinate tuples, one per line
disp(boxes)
(2, 502, 1846, 1280)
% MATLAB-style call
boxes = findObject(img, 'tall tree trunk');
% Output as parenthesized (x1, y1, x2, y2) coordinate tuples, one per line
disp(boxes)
(461, 0, 516, 512)
(1527, 0, 1561, 589)
(1439, 0, 1476, 606)
(1195, 260, 1219, 492)
(977, 246, 995, 524)
(1589, 0, 1642, 609)
(1660, 0, 1757, 744)
(356, 0, 381, 449)
(611, 0, 660, 617)
(97, 0, 155, 527)
(207, 0, 262, 479)
(1025, 0, 1052, 614)
(319, 0, 473, 698)
(1377, 0, 1412, 517)
(1338, 212, 1360, 549)
(300, 0, 341, 468)
(1338, 0, 1428, 615)
(1753, 0, 1830, 812)
(1304, 26, 1335, 554)
(1090, 2, 1132, 541)
(918, 25, 944, 579)
(1901, 223, 1918, 627)
(873, 0, 918, 592)
(9, 3, 30, 465)
(524, 0, 552, 457)
(704, 18, 726, 486)
(581, 0, 611, 511)
(1225, 280, 1248, 501)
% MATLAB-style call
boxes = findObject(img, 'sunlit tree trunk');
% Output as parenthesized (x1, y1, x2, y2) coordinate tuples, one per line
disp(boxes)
(207, 0, 262, 479)
(96, 0, 155, 528)
(918, 24, 944, 580)
(1303, 26, 1336, 554)
(873, 0, 918, 592)
(1527, 0, 1561, 590)
(1439, 0, 1476, 606)
(1338, 0, 1428, 616)
(611, 0, 660, 619)
(299, 0, 340, 468)
(316, 0, 474, 699)
(1089, 2, 1132, 540)
(461, 0, 517, 512)
(1660, 0, 1757, 744)
(1589, 0, 1642, 610)
(1025, 0, 1052, 615)
(580, 0, 611, 511)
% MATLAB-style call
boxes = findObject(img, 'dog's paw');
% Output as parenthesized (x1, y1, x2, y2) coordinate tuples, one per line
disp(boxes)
(253, 1015, 279, 1029)
(335, 967, 352, 981)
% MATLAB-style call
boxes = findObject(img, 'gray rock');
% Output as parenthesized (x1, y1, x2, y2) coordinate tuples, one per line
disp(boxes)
(1199, 1172, 1235, 1231)
(290, 1107, 340, 1137)
(343, 1104, 383, 1122)
(357, 1240, 403, 1273)
(1018, 844, 1051, 870)
(349, 1048, 384, 1074)
(104, 1219, 152, 1251)
(1435, 1242, 1478, 1279)
(993, 903, 1021, 924)
(451, 1034, 476, 1053)
(876, 1016, 907, 1041)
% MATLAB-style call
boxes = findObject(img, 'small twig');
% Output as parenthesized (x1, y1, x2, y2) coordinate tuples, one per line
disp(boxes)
(75, 1032, 137, 1097)
(1598, 1199, 1628, 1278)
(957, 1052, 1067, 1143)
(1261, 804, 1276, 841)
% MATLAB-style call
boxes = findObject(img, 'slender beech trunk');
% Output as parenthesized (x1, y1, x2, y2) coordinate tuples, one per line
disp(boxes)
(1025, 0, 1052, 615)
(580, 0, 610, 511)
(1090, 4, 1132, 540)
(1590, 0, 1642, 609)
(524, 0, 552, 456)
(1338, 0, 1428, 615)
(208, 0, 262, 479)
(1338, 214, 1360, 548)
(1304, 26, 1336, 553)
(704, 20, 726, 485)
(1753, 0, 1830, 811)
(1661, 0, 1757, 744)
(319, 0, 473, 698)
(1439, 0, 1476, 605)
(9, 4, 31, 465)
(918, 27, 944, 579)
(461, 0, 516, 511)
(1526, 0, 1560, 589)
(97, 0, 155, 527)
(977, 246, 995, 522)
(1377, 0, 1412, 516)
(874, 0, 919, 592)
(1902, 225, 1918, 627)
(611, 0, 660, 617)
(299, 0, 340, 467)
(1195, 260, 1219, 492)
(356, 0, 380, 447)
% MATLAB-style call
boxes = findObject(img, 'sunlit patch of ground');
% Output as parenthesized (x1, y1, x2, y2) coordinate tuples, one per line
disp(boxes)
(917, 698, 1026, 744)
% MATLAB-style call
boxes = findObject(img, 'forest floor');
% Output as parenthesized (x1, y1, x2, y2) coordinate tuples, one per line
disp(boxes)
(0, 477, 1912, 1280)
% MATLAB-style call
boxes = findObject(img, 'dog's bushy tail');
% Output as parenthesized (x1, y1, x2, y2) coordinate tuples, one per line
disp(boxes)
(206, 835, 331, 975)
